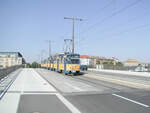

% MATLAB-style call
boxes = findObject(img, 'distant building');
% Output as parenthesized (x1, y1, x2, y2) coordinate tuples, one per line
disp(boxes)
(88, 56, 120, 68)
(110, 57, 119, 64)
(0, 52, 25, 68)
(124, 59, 139, 67)
(140, 62, 149, 67)
(89, 56, 99, 68)
(80, 55, 92, 66)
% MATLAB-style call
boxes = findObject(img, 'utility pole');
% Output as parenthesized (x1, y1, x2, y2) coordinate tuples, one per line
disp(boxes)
(40, 50, 45, 64)
(48, 40, 51, 59)
(37, 54, 40, 64)
(46, 40, 51, 60)
(63, 39, 72, 53)
(64, 17, 83, 54)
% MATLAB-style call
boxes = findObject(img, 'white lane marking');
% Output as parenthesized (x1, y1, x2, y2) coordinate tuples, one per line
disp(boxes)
(23, 92, 57, 95)
(56, 93, 81, 113)
(65, 82, 83, 91)
(112, 94, 149, 108)
(32, 69, 81, 112)
(15, 69, 24, 113)
(32, 69, 56, 92)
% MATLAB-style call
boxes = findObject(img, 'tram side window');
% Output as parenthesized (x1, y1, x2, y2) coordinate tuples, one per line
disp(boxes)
(67, 58, 71, 64)
(71, 59, 80, 64)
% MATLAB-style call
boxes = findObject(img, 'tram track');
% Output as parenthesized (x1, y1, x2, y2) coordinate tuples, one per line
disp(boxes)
(69, 72, 142, 93)
(36, 69, 143, 95)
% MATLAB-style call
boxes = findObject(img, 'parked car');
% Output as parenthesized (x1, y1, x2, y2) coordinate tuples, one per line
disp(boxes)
(80, 65, 88, 71)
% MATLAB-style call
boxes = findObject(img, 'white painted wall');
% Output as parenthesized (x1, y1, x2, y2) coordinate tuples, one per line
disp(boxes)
(80, 58, 91, 66)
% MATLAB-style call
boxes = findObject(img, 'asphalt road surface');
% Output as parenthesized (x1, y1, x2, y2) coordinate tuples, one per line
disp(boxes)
(1, 68, 150, 113)
(35, 69, 150, 113)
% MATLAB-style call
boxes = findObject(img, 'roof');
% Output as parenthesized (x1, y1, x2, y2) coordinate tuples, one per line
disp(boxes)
(80, 55, 89, 58)
(0, 52, 23, 57)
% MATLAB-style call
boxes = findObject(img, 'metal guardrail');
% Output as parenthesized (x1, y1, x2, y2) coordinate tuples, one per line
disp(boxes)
(0, 65, 24, 99)
(0, 65, 23, 81)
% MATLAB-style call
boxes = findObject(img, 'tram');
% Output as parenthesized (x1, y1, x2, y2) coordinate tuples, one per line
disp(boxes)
(41, 52, 80, 75)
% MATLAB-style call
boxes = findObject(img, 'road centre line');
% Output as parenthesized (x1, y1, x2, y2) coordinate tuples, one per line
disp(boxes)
(112, 94, 149, 108)
(56, 93, 82, 113)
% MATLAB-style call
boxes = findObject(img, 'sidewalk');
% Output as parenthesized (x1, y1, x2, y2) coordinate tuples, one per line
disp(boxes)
(88, 68, 150, 77)
(86, 68, 150, 89)
(0, 68, 56, 113)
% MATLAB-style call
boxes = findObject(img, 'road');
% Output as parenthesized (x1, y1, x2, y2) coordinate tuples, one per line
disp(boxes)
(0, 68, 150, 113)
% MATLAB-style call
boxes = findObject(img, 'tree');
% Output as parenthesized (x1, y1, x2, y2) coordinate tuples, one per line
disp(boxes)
(26, 63, 31, 68)
(116, 62, 123, 66)
(103, 62, 108, 65)
(109, 62, 114, 65)
(31, 62, 40, 68)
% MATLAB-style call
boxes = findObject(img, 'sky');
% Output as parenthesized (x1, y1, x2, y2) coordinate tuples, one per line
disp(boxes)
(0, 0, 150, 63)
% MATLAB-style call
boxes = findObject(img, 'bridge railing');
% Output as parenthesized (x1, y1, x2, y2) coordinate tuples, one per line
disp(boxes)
(0, 65, 24, 81)
(0, 65, 24, 99)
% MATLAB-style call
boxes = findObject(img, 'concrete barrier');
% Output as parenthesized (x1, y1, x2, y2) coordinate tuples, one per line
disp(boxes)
(88, 68, 150, 77)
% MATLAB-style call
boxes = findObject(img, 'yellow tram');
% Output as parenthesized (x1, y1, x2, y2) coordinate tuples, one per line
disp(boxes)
(52, 53, 80, 74)
(41, 53, 80, 75)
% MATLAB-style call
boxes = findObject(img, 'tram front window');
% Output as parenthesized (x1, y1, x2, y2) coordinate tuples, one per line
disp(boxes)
(71, 59, 80, 64)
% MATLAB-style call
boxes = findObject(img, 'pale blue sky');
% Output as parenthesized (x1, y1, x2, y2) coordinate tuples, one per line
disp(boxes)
(0, 0, 150, 63)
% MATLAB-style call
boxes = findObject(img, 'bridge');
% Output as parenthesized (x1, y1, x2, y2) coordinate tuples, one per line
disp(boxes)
(0, 68, 150, 113)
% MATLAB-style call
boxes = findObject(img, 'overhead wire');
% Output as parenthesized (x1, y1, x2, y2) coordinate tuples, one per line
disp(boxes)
(76, 11, 150, 46)
(76, 0, 116, 49)
(76, 0, 142, 44)
(78, 23, 150, 49)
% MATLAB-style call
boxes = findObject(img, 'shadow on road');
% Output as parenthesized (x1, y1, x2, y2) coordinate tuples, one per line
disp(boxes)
(74, 71, 88, 76)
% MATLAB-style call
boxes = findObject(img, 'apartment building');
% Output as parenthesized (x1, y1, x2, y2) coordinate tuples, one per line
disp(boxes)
(0, 52, 25, 68)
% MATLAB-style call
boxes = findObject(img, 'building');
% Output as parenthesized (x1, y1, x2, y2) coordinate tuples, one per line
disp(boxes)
(110, 57, 119, 65)
(0, 52, 25, 68)
(140, 62, 149, 67)
(89, 56, 119, 68)
(80, 55, 92, 66)
(89, 56, 99, 68)
(124, 59, 139, 67)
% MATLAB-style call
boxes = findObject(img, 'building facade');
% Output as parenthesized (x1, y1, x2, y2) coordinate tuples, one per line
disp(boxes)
(89, 56, 119, 68)
(124, 59, 139, 67)
(80, 55, 92, 66)
(0, 52, 25, 68)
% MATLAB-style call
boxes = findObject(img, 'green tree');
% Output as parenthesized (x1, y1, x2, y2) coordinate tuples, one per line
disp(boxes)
(26, 63, 31, 68)
(116, 62, 123, 66)
(109, 62, 114, 65)
(31, 62, 40, 68)
(103, 62, 108, 65)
